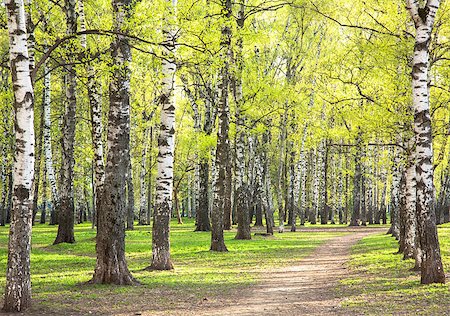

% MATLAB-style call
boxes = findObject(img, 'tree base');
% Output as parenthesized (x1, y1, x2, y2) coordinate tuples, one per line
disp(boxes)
(3, 298, 31, 313)
(53, 236, 75, 245)
(254, 233, 273, 237)
(89, 269, 139, 286)
(144, 262, 174, 271)
(235, 233, 251, 240)
(194, 227, 211, 232)
(210, 241, 228, 252)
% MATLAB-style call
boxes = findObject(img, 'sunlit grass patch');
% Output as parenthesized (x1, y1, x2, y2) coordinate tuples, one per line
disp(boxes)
(339, 227, 450, 314)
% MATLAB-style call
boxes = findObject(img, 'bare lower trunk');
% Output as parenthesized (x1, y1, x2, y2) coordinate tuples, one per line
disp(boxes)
(196, 162, 211, 231)
(398, 172, 407, 254)
(40, 166, 47, 224)
(262, 130, 274, 235)
(139, 130, 148, 225)
(126, 156, 135, 230)
(235, 184, 251, 239)
(350, 133, 362, 226)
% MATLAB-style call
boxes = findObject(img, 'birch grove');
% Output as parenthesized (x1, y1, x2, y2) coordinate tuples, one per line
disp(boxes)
(5, 1, 450, 311)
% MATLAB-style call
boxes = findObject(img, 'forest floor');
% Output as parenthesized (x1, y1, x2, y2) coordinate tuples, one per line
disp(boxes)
(145, 227, 384, 316)
(2, 222, 450, 315)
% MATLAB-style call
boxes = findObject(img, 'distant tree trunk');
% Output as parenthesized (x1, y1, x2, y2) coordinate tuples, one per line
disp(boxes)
(253, 138, 264, 227)
(32, 107, 44, 225)
(233, 97, 246, 232)
(79, 0, 105, 231)
(299, 145, 308, 226)
(147, 126, 153, 225)
(193, 83, 214, 231)
(277, 111, 287, 232)
(149, 0, 177, 269)
(398, 172, 407, 254)
(43, 56, 59, 226)
(126, 156, 135, 230)
(404, 139, 420, 269)
(344, 153, 350, 224)
(350, 133, 362, 226)
(3, 0, 35, 310)
(224, 158, 233, 229)
(231, 4, 246, 230)
(320, 140, 328, 224)
(54, 0, 78, 245)
(90, 0, 137, 285)
(139, 128, 148, 225)
(235, 184, 251, 239)
(174, 187, 183, 225)
(380, 183, 387, 225)
(262, 129, 274, 235)
(329, 152, 336, 225)
(360, 171, 366, 226)
(368, 181, 374, 225)
(196, 162, 211, 231)
(183, 79, 200, 222)
(290, 140, 298, 232)
(40, 166, 47, 224)
(389, 148, 401, 238)
(337, 149, 344, 224)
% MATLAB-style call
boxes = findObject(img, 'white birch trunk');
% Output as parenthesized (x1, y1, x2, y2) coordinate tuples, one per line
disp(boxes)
(337, 150, 344, 223)
(299, 146, 308, 226)
(312, 148, 320, 224)
(406, 0, 445, 284)
(43, 58, 59, 221)
(24, 0, 34, 72)
(3, 0, 35, 311)
(150, 0, 177, 269)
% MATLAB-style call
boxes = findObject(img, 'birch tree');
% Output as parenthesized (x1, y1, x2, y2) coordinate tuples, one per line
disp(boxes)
(406, 0, 445, 284)
(79, 0, 105, 228)
(3, 0, 35, 311)
(90, 0, 136, 284)
(149, 0, 177, 269)
(210, 0, 232, 252)
(54, 0, 78, 244)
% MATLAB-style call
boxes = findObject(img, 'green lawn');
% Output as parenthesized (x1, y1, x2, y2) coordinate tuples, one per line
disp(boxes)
(339, 224, 450, 315)
(0, 219, 345, 314)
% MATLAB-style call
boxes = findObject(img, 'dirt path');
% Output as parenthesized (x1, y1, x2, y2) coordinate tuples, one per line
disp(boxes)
(152, 227, 385, 316)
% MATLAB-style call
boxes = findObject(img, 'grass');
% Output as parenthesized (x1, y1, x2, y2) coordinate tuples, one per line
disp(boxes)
(0, 218, 345, 315)
(338, 224, 450, 315)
